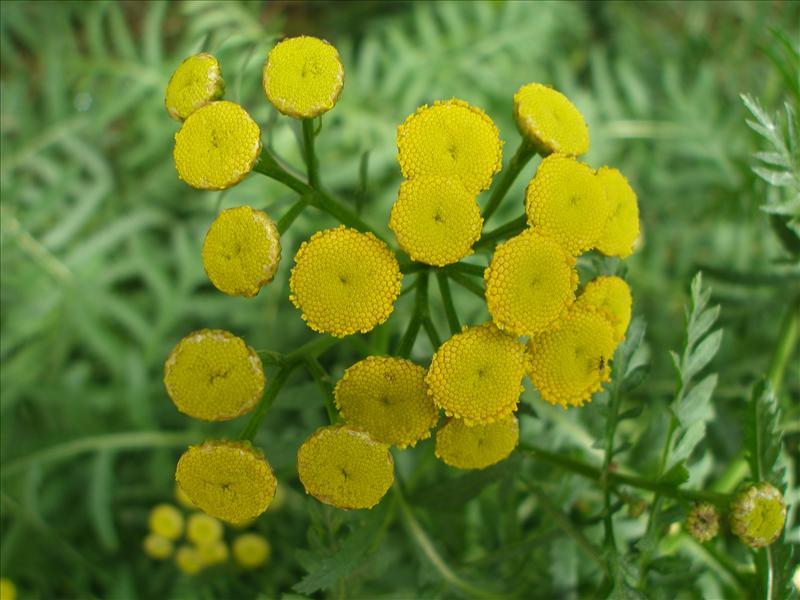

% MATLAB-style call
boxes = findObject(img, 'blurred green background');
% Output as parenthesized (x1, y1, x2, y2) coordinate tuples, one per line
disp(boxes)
(1, 1, 798, 599)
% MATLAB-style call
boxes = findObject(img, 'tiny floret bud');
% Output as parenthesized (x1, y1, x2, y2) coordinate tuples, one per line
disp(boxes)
(233, 533, 271, 569)
(175, 545, 204, 575)
(730, 482, 787, 548)
(148, 503, 184, 541)
(513, 83, 589, 156)
(143, 533, 174, 560)
(165, 53, 224, 121)
(186, 513, 224, 547)
(686, 502, 720, 543)
(0, 578, 16, 600)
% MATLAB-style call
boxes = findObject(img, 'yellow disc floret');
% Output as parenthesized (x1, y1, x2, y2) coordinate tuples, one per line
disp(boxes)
(593, 167, 640, 258)
(435, 415, 519, 470)
(397, 99, 503, 193)
(175, 545, 204, 575)
(165, 53, 224, 121)
(484, 228, 578, 336)
(196, 541, 229, 567)
(233, 533, 271, 569)
(164, 329, 264, 421)
(389, 176, 483, 266)
(202, 206, 281, 297)
(528, 307, 617, 408)
(513, 83, 589, 156)
(334, 356, 439, 448)
(186, 513, 224, 546)
(289, 226, 402, 337)
(143, 534, 174, 560)
(175, 440, 277, 525)
(173, 100, 261, 190)
(525, 154, 610, 255)
(263, 36, 344, 118)
(426, 322, 528, 425)
(296, 425, 394, 510)
(148, 504, 184, 541)
(577, 276, 632, 343)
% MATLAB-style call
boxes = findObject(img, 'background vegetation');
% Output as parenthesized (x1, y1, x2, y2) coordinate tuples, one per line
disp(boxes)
(1, 1, 797, 598)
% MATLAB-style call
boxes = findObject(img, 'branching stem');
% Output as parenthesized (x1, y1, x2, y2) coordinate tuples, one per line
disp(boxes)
(482, 140, 536, 222)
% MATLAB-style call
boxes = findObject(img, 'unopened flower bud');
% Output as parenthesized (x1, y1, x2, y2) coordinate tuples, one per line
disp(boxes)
(686, 502, 720, 543)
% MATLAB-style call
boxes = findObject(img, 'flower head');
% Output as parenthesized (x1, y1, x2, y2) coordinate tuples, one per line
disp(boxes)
(263, 36, 344, 118)
(435, 415, 519, 470)
(148, 504, 184, 541)
(576, 276, 632, 343)
(289, 226, 402, 337)
(397, 99, 503, 193)
(196, 541, 229, 567)
(175, 545, 203, 575)
(525, 154, 610, 256)
(175, 482, 196, 509)
(334, 356, 439, 448)
(143, 534, 174, 560)
(686, 502, 720, 543)
(730, 482, 787, 548)
(426, 322, 528, 425)
(175, 440, 277, 525)
(296, 425, 394, 510)
(164, 329, 264, 421)
(233, 533, 271, 569)
(186, 513, 224, 546)
(165, 53, 224, 121)
(173, 100, 261, 190)
(202, 206, 281, 297)
(594, 167, 640, 258)
(484, 228, 578, 336)
(0, 579, 16, 600)
(513, 83, 589, 156)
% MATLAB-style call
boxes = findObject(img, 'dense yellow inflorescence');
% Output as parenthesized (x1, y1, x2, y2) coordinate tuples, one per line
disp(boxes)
(165, 53, 224, 121)
(143, 533, 174, 560)
(164, 329, 264, 421)
(594, 167, 641, 258)
(263, 36, 344, 118)
(484, 228, 578, 336)
(148, 504, 184, 541)
(435, 415, 519, 470)
(186, 513, 224, 546)
(296, 425, 395, 510)
(289, 226, 402, 337)
(528, 307, 617, 408)
(334, 356, 439, 448)
(202, 206, 281, 297)
(397, 99, 503, 194)
(233, 533, 271, 569)
(0, 579, 16, 600)
(513, 83, 589, 156)
(175, 545, 204, 575)
(577, 276, 632, 343)
(426, 322, 528, 425)
(525, 154, 610, 256)
(173, 101, 261, 190)
(175, 440, 277, 525)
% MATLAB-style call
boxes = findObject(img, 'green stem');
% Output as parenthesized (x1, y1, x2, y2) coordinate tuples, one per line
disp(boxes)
(445, 262, 486, 277)
(253, 150, 308, 195)
(436, 271, 460, 335)
(302, 118, 321, 190)
(602, 371, 624, 549)
(766, 294, 799, 397)
(397, 270, 430, 358)
(475, 215, 528, 249)
(284, 334, 338, 364)
(305, 357, 339, 424)
(239, 365, 296, 441)
(277, 195, 312, 234)
(448, 272, 484, 300)
(422, 316, 442, 349)
(482, 140, 536, 223)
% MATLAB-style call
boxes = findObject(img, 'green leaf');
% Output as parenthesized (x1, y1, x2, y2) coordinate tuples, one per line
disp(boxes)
(89, 450, 118, 552)
(745, 380, 786, 491)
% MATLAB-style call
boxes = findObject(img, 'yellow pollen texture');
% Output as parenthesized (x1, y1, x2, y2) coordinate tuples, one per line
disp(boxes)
(525, 154, 611, 256)
(202, 206, 281, 297)
(426, 322, 528, 425)
(389, 176, 483, 266)
(334, 356, 439, 448)
(296, 425, 394, 510)
(577, 276, 632, 343)
(397, 99, 503, 194)
(164, 329, 264, 421)
(513, 83, 589, 156)
(263, 36, 344, 118)
(165, 53, 224, 121)
(435, 415, 519, 470)
(173, 101, 262, 190)
(594, 167, 640, 258)
(484, 228, 578, 336)
(289, 226, 402, 337)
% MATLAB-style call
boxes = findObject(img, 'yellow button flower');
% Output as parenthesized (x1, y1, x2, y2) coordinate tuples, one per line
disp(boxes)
(389, 176, 483, 266)
(577, 276, 632, 343)
(0, 579, 16, 600)
(175, 545, 204, 575)
(175, 440, 277, 525)
(175, 482, 196, 509)
(730, 482, 787, 548)
(197, 540, 229, 567)
(426, 322, 528, 425)
(593, 167, 640, 258)
(233, 533, 271, 569)
(528, 307, 617, 408)
(165, 53, 224, 121)
(297, 425, 394, 510)
(513, 83, 589, 156)
(435, 415, 519, 470)
(525, 154, 610, 256)
(263, 36, 344, 118)
(289, 226, 402, 337)
(186, 513, 224, 546)
(173, 100, 261, 190)
(143, 534, 174, 560)
(164, 329, 264, 421)
(484, 228, 578, 337)
(334, 356, 439, 448)
(202, 206, 281, 297)
(148, 503, 184, 541)
(397, 99, 503, 194)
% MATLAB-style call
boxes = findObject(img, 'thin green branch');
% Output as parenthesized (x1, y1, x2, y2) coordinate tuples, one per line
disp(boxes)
(397, 270, 430, 358)
(482, 140, 536, 222)
(436, 271, 460, 335)
(302, 118, 321, 189)
(766, 294, 799, 397)
(475, 214, 528, 249)
(422, 316, 442, 349)
(445, 262, 486, 277)
(304, 357, 339, 424)
(277, 195, 312, 234)
(239, 364, 296, 441)
(448, 271, 484, 299)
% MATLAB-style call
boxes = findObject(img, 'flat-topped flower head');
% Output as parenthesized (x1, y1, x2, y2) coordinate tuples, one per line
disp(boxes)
(165, 53, 224, 121)
(175, 545, 203, 575)
(334, 356, 439, 448)
(164, 329, 264, 421)
(513, 83, 589, 156)
(577, 276, 632, 343)
(528, 306, 617, 408)
(594, 167, 640, 258)
(397, 99, 503, 193)
(143, 534, 174, 560)
(233, 533, 271, 569)
(197, 541, 229, 567)
(289, 226, 402, 337)
(186, 513, 224, 546)
(148, 504, 184, 541)
(435, 415, 519, 470)
(484, 228, 578, 336)
(174, 100, 261, 190)
(525, 154, 610, 256)
(730, 482, 787, 548)
(389, 176, 483, 266)
(202, 206, 281, 297)
(426, 322, 528, 425)
(263, 36, 344, 118)
(297, 425, 394, 510)
(175, 440, 277, 524)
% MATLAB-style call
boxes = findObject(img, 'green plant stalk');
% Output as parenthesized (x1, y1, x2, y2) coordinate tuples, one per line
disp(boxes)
(305, 356, 339, 423)
(436, 271, 460, 335)
(397, 270, 430, 357)
(422, 316, 442, 348)
(601, 375, 624, 550)
(475, 214, 528, 249)
(277, 195, 312, 234)
(448, 271, 484, 299)
(766, 293, 799, 397)
(302, 118, 321, 189)
(445, 261, 486, 277)
(482, 140, 536, 222)
(239, 364, 296, 441)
